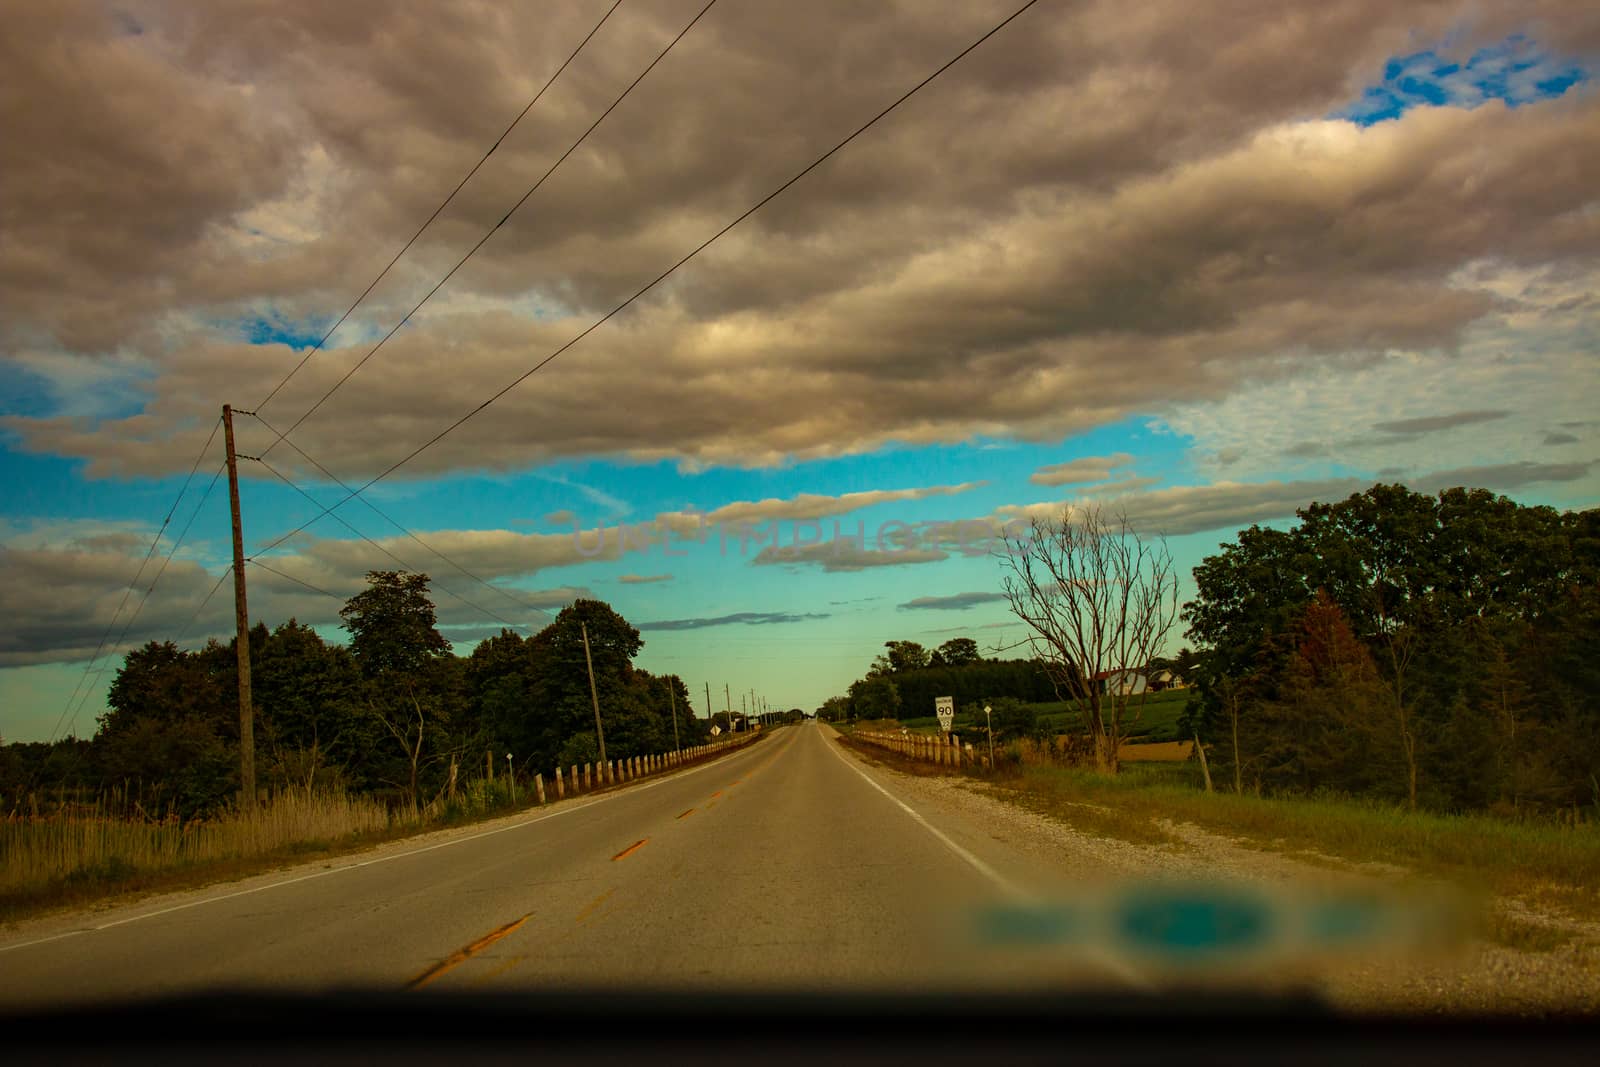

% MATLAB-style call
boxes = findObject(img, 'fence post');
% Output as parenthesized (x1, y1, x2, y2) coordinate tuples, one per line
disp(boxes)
(535, 773, 546, 805)
(555, 767, 565, 799)
(605, 760, 614, 785)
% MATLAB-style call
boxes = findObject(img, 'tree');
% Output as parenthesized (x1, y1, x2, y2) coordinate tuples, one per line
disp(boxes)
(872, 640, 931, 675)
(519, 599, 645, 771)
(1181, 484, 1599, 813)
(339, 572, 456, 803)
(253, 620, 364, 793)
(848, 675, 902, 720)
(996, 504, 1178, 773)
(936, 637, 981, 667)
(339, 571, 451, 679)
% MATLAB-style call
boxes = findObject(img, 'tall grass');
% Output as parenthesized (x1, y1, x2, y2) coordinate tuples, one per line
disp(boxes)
(0, 777, 545, 920)
(1, 790, 418, 905)
(839, 726, 1600, 925)
(1002, 761, 1600, 918)
(2, 738, 758, 921)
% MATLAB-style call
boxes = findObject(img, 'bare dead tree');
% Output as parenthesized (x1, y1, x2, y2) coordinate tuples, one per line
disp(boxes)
(369, 682, 431, 807)
(995, 504, 1179, 774)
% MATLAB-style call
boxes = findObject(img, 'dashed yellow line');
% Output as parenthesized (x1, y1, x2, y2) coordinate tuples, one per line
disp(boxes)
(575, 889, 614, 924)
(612, 838, 648, 861)
(407, 912, 532, 989)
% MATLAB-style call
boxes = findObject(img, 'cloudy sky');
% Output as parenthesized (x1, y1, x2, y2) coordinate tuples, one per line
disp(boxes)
(2, 0, 1596, 741)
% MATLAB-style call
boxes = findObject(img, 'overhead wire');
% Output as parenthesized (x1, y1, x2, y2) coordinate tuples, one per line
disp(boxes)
(45, 418, 223, 743)
(248, 455, 522, 632)
(248, 411, 552, 625)
(253, 0, 628, 414)
(245, 557, 344, 601)
(171, 568, 234, 649)
(250, 0, 1043, 555)
(255, 0, 714, 462)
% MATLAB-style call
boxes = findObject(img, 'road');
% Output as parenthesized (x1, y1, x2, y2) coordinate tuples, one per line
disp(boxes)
(0, 722, 1147, 1006)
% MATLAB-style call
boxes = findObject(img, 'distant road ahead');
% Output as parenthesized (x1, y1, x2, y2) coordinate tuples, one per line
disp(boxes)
(0, 723, 1143, 1005)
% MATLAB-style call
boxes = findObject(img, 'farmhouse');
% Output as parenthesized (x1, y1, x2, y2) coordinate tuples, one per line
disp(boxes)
(1092, 668, 1148, 696)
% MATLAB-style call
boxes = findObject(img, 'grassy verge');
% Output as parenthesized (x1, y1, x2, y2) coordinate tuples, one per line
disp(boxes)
(894, 688, 1195, 742)
(0, 737, 763, 926)
(834, 730, 1600, 935)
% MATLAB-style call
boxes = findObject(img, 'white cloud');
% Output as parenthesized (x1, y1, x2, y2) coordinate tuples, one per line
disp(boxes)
(1029, 453, 1134, 487)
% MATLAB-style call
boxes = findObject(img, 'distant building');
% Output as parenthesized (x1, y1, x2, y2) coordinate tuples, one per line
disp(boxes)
(1092, 668, 1148, 696)
(1148, 669, 1187, 691)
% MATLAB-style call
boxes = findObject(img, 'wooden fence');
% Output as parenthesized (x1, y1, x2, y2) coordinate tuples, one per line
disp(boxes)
(849, 729, 983, 769)
(479, 731, 764, 809)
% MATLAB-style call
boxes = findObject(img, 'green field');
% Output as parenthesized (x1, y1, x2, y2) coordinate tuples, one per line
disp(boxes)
(896, 687, 1194, 742)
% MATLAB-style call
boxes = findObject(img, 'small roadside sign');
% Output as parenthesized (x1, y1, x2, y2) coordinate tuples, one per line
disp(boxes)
(935, 696, 955, 733)
(710, 724, 722, 736)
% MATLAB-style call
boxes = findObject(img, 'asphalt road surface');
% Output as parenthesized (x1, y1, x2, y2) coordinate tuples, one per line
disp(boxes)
(0, 722, 1150, 1007)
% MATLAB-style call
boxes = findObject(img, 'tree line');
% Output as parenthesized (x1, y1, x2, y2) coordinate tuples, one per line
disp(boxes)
(1, 573, 709, 818)
(1179, 484, 1598, 815)
(820, 637, 1058, 724)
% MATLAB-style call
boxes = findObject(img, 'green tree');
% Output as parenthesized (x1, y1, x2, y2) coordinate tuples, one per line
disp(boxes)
(339, 571, 451, 679)
(519, 599, 645, 771)
(936, 637, 981, 667)
(849, 675, 902, 720)
(872, 640, 931, 675)
(253, 620, 364, 792)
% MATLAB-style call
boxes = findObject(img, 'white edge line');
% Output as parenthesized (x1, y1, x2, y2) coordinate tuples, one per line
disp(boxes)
(822, 726, 1154, 990)
(0, 738, 773, 956)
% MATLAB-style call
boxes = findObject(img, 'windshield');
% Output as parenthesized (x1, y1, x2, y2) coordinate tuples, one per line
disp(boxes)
(2, 0, 1597, 1022)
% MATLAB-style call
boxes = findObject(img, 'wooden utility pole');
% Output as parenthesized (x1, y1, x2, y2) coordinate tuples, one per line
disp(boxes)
(704, 682, 712, 723)
(724, 683, 731, 733)
(668, 680, 680, 752)
(582, 621, 607, 764)
(222, 405, 256, 808)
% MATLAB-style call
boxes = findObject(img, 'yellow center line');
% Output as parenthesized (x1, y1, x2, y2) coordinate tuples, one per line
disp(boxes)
(407, 912, 532, 990)
(612, 838, 649, 861)
(676, 808, 695, 819)
(709, 790, 723, 799)
(474, 954, 530, 985)
(575, 889, 614, 925)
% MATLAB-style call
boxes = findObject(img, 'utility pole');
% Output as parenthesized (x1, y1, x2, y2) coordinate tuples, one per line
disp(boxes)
(222, 404, 255, 808)
(668, 679, 680, 752)
(582, 621, 606, 764)
(724, 683, 731, 734)
(705, 682, 712, 723)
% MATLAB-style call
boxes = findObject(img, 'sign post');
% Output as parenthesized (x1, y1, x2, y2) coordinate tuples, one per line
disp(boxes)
(935, 696, 955, 734)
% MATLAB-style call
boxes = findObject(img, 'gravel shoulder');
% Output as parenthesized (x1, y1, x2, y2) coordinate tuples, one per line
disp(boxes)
(856, 749, 1600, 1015)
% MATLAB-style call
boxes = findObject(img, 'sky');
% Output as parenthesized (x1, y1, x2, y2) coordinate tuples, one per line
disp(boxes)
(1, 0, 1597, 742)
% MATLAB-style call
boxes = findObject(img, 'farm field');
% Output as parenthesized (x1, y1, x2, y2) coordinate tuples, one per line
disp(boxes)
(895, 686, 1194, 743)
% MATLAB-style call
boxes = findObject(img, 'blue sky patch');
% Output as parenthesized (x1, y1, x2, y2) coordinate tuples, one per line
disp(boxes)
(240, 313, 333, 351)
(1340, 35, 1589, 125)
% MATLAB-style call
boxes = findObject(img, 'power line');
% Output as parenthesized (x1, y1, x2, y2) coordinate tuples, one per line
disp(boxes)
(56, 458, 233, 740)
(46, 419, 223, 743)
(249, 455, 523, 633)
(255, 0, 713, 462)
(250, 0, 1041, 554)
(249, 410, 552, 625)
(246, 557, 344, 601)
(254, 0, 628, 414)
(173, 568, 234, 649)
